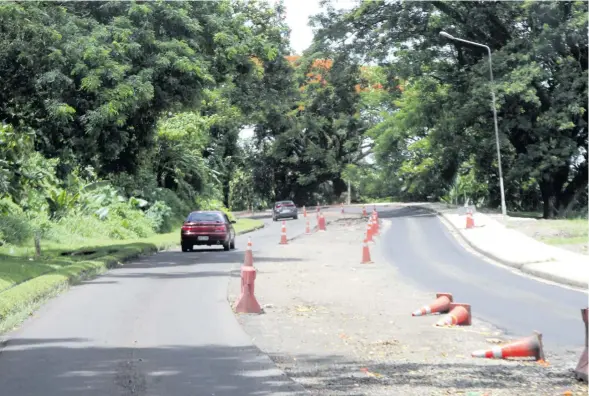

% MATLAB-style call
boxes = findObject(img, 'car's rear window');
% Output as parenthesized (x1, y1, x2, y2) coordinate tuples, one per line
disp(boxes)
(276, 201, 295, 206)
(186, 212, 223, 222)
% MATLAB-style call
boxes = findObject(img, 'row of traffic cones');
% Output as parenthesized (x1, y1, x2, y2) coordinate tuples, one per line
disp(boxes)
(361, 209, 379, 264)
(235, 203, 335, 314)
(238, 205, 588, 383)
(280, 208, 328, 246)
(411, 292, 550, 362)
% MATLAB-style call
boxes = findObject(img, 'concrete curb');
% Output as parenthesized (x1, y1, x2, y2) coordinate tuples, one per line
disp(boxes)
(407, 204, 587, 290)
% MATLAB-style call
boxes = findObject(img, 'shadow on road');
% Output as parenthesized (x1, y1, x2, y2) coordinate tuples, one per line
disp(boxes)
(264, 352, 578, 394)
(375, 206, 437, 219)
(123, 251, 303, 270)
(0, 342, 307, 396)
(0, 342, 576, 395)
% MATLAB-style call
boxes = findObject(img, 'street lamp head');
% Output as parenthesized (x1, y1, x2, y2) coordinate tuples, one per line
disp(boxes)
(439, 31, 455, 40)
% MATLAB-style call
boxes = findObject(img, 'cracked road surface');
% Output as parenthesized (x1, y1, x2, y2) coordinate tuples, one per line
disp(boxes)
(0, 216, 310, 396)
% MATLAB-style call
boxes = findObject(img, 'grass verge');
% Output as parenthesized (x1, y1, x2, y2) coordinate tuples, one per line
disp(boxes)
(0, 218, 264, 334)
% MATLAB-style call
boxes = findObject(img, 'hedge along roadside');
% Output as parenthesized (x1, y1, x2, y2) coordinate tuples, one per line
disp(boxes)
(0, 218, 265, 334)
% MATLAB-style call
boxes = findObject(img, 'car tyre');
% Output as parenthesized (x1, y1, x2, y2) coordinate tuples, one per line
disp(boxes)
(230, 238, 236, 250)
(293, 215, 298, 220)
(181, 243, 191, 252)
(223, 241, 230, 251)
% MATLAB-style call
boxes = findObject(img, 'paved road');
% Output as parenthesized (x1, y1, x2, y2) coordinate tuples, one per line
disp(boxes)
(0, 215, 310, 396)
(357, 205, 586, 350)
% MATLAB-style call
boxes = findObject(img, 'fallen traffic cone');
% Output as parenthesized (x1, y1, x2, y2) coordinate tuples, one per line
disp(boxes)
(243, 237, 253, 267)
(472, 331, 545, 361)
(435, 303, 471, 326)
(279, 221, 288, 245)
(412, 293, 453, 316)
(234, 266, 261, 314)
(305, 219, 311, 235)
(361, 239, 372, 264)
(318, 213, 326, 231)
(466, 212, 474, 229)
(574, 308, 588, 382)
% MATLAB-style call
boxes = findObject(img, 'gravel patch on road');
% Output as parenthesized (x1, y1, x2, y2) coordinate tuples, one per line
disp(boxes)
(228, 218, 587, 396)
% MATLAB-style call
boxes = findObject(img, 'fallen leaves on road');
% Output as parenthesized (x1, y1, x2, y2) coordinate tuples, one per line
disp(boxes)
(359, 367, 383, 378)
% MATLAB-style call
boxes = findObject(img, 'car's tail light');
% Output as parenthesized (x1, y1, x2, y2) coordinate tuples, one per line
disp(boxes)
(182, 225, 195, 231)
(214, 225, 227, 232)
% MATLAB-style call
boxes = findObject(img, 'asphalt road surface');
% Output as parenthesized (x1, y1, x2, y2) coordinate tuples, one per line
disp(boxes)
(0, 215, 310, 396)
(361, 205, 587, 350)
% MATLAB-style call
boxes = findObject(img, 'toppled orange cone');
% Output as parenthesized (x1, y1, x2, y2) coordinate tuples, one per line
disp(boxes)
(361, 239, 372, 264)
(412, 293, 453, 316)
(435, 303, 471, 326)
(575, 308, 588, 382)
(279, 221, 288, 245)
(243, 237, 253, 267)
(472, 331, 545, 361)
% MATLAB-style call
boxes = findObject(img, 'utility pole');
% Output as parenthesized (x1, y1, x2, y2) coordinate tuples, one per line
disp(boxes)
(440, 31, 507, 219)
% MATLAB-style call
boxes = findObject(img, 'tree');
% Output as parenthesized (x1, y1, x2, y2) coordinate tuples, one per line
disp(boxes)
(310, 1, 588, 217)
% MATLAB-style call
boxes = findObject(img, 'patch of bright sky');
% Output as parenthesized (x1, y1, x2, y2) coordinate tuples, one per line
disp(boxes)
(240, 0, 357, 141)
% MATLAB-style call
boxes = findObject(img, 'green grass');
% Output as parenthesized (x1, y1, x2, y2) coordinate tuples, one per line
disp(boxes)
(540, 236, 588, 245)
(0, 217, 263, 334)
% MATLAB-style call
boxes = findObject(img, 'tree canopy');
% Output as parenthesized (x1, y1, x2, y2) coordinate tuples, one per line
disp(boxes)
(0, 0, 586, 243)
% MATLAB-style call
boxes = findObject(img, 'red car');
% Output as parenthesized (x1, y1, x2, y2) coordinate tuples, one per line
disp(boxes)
(181, 211, 236, 252)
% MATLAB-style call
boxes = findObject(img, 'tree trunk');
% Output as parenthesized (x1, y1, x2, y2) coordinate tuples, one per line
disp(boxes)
(539, 178, 555, 219)
(332, 177, 347, 199)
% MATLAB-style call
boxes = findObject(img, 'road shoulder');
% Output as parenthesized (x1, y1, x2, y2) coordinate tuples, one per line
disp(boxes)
(228, 218, 585, 395)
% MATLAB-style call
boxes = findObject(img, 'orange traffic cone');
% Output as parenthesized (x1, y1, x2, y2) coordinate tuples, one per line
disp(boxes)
(303, 206, 307, 217)
(435, 303, 471, 326)
(243, 237, 253, 267)
(234, 266, 261, 314)
(466, 212, 474, 229)
(305, 219, 311, 235)
(472, 331, 545, 361)
(361, 239, 372, 264)
(362, 206, 367, 217)
(575, 308, 588, 382)
(371, 213, 379, 236)
(412, 293, 453, 316)
(366, 219, 374, 242)
(279, 221, 288, 245)
(319, 213, 326, 231)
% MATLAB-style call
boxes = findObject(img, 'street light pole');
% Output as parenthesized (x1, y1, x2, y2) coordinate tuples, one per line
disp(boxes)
(439, 32, 507, 218)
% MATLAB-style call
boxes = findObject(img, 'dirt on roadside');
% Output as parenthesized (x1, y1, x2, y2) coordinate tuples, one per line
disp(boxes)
(228, 218, 587, 396)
